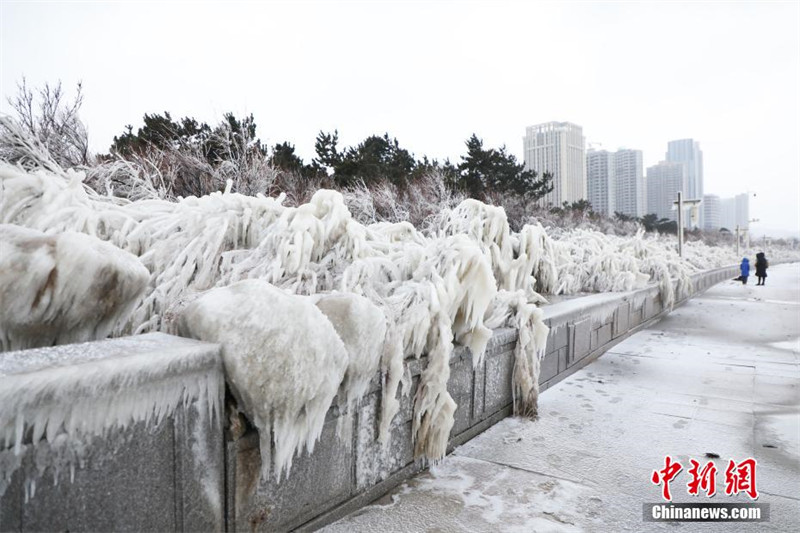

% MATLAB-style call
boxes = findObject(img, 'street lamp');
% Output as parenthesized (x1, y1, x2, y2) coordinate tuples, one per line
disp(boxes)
(735, 218, 759, 257)
(672, 191, 702, 258)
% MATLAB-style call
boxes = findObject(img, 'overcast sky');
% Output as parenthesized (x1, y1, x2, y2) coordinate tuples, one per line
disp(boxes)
(2, 0, 798, 235)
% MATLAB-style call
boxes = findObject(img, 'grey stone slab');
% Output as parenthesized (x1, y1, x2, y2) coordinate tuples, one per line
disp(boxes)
(0, 459, 22, 532)
(448, 356, 475, 436)
(395, 374, 419, 426)
(486, 340, 515, 358)
(173, 396, 225, 532)
(539, 350, 559, 383)
(484, 349, 514, 415)
(568, 318, 591, 365)
(557, 347, 568, 374)
(354, 394, 414, 492)
(234, 415, 354, 532)
(545, 323, 568, 354)
(18, 419, 177, 533)
(589, 328, 599, 351)
(631, 307, 644, 327)
(472, 356, 486, 421)
(644, 294, 655, 319)
(0, 333, 224, 533)
(485, 328, 518, 351)
(596, 323, 613, 349)
(613, 302, 630, 338)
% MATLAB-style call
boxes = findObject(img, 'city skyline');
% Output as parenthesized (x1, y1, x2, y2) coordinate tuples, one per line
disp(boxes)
(1, 1, 797, 236)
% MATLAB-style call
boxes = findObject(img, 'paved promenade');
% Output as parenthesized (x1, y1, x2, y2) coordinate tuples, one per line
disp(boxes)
(325, 263, 800, 532)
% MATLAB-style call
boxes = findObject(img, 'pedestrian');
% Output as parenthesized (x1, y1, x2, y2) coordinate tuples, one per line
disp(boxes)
(755, 252, 768, 286)
(739, 257, 750, 285)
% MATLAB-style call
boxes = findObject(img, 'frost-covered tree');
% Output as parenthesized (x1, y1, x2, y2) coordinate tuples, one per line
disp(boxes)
(106, 111, 271, 198)
(4, 78, 89, 168)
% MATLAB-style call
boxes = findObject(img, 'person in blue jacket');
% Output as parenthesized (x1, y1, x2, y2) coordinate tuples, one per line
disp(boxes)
(739, 257, 750, 285)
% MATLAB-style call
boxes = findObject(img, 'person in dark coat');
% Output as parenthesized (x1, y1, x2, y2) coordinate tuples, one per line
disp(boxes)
(739, 257, 750, 285)
(755, 252, 768, 285)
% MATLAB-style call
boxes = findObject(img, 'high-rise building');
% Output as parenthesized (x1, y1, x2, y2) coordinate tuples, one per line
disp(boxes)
(666, 139, 704, 201)
(702, 194, 721, 231)
(614, 149, 645, 218)
(523, 122, 586, 206)
(646, 161, 686, 222)
(586, 149, 615, 215)
(720, 194, 750, 230)
(585, 148, 645, 218)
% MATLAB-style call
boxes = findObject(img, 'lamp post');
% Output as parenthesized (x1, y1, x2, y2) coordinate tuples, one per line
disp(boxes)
(672, 192, 702, 258)
(745, 218, 759, 250)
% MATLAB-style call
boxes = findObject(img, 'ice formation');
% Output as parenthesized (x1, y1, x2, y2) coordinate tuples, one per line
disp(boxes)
(0, 333, 222, 498)
(485, 291, 549, 418)
(312, 292, 387, 439)
(178, 280, 349, 479)
(3, 160, 794, 475)
(0, 224, 149, 351)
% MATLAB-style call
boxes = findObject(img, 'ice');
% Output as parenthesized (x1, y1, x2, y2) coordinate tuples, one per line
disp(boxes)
(178, 280, 349, 479)
(0, 333, 222, 498)
(485, 291, 549, 417)
(2, 162, 797, 472)
(312, 292, 387, 439)
(0, 224, 149, 351)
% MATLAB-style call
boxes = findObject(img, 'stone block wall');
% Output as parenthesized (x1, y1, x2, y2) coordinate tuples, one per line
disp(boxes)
(0, 334, 225, 532)
(0, 264, 750, 532)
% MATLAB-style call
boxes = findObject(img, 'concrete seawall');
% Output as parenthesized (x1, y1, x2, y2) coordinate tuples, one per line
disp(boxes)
(0, 264, 746, 531)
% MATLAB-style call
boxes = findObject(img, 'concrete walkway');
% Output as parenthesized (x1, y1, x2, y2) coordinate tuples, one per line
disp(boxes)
(325, 263, 800, 532)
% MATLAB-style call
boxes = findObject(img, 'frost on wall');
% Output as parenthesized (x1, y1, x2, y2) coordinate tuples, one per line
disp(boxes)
(0, 224, 149, 351)
(3, 161, 787, 475)
(178, 280, 349, 480)
(0, 333, 222, 500)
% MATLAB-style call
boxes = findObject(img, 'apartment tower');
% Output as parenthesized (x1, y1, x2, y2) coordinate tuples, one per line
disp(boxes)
(523, 122, 587, 206)
(646, 161, 687, 222)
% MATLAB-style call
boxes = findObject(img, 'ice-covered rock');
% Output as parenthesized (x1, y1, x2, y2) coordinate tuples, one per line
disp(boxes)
(178, 280, 348, 479)
(0, 225, 149, 351)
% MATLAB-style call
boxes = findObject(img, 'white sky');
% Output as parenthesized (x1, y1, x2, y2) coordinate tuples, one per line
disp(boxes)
(2, 0, 798, 235)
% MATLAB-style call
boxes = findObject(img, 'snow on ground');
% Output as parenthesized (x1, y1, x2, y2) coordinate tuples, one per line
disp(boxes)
(325, 263, 800, 532)
(2, 162, 798, 477)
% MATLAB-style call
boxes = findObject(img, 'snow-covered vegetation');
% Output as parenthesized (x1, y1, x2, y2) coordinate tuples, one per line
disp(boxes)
(2, 102, 798, 482)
